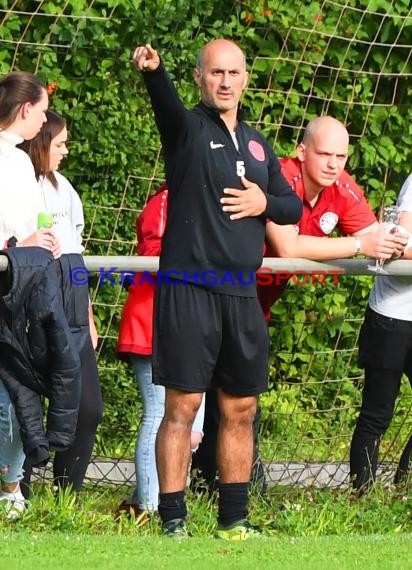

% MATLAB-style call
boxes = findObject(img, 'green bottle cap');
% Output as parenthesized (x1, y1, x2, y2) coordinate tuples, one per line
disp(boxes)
(37, 212, 54, 229)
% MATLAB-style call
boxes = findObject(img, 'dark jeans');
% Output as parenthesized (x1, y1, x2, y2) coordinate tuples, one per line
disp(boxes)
(191, 388, 267, 494)
(22, 336, 103, 497)
(350, 308, 412, 490)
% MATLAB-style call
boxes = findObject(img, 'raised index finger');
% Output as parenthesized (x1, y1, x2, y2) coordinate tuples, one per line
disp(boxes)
(144, 43, 157, 58)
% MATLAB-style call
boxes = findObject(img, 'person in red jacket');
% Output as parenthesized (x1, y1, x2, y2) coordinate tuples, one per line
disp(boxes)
(116, 184, 204, 518)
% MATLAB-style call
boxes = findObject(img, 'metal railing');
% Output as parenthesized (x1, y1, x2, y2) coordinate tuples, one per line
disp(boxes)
(2, 254, 412, 275)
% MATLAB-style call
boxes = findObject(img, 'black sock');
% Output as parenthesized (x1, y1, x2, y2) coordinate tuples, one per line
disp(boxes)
(218, 482, 249, 527)
(158, 490, 187, 524)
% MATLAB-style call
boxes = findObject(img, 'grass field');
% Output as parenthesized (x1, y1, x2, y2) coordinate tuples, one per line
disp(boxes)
(1, 482, 411, 569)
(1, 532, 412, 570)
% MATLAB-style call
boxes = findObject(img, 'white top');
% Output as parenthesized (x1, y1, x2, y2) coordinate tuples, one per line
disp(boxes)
(0, 130, 42, 245)
(230, 131, 239, 151)
(38, 171, 84, 254)
(369, 173, 412, 320)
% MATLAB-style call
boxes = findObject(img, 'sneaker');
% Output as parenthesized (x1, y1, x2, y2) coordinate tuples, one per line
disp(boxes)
(114, 500, 150, 524)
(216, 519, 264, 540)
(0, 489, 26, 520)
(162, 517, 189, 538)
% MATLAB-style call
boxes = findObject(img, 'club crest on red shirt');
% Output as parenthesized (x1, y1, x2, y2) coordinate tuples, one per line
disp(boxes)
(319, 211, 339, 234)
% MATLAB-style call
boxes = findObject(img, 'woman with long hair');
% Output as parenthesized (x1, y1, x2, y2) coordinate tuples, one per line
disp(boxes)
(0, 71, 60, 519)
(19, 110, 103, 495)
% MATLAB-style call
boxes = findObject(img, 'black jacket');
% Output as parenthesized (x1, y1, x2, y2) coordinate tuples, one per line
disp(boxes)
(0, 247, 81, 466)
(143, 62, 303, 295)
(50, 252, 91, 354)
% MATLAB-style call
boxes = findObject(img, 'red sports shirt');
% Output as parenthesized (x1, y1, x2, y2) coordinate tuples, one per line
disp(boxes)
(257, 157, 376, 320)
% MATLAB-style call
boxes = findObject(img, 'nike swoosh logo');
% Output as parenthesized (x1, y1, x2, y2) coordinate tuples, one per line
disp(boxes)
(210, 141, 225, 150)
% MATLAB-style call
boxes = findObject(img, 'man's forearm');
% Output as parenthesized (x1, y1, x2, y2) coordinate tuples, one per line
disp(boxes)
(142, 61, 187, 144)
(293, 235, 361, 260)
(264, 192, 303, 226)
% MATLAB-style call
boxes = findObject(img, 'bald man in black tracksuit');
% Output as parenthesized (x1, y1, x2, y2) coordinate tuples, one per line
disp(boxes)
(133, 39, 302, 538)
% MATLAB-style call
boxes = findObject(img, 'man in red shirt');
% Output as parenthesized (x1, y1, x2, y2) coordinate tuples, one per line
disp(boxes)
(258, 115, 406, 320)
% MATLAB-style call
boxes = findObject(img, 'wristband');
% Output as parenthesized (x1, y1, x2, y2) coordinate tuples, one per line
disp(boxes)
(353, 237, 361, 256)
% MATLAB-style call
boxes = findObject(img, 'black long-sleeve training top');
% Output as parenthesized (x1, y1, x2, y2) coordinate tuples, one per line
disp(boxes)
(142, 63, 302, 296)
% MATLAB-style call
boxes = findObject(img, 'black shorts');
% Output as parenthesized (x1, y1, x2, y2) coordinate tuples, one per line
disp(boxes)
(152, 281, 269, 396)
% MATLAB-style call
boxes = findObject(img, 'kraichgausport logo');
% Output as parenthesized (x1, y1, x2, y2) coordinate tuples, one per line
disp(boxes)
(69, 267, 344, 287)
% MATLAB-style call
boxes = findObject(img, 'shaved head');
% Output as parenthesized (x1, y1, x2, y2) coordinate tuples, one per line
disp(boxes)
(297, 116, 350, 198)
(193, 38, 248, 123)
(196, 39, 246, 72)
(303, 116, 349, 146)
